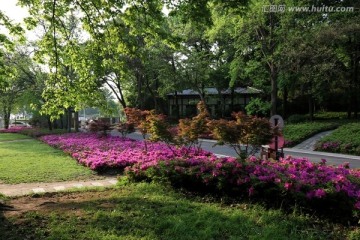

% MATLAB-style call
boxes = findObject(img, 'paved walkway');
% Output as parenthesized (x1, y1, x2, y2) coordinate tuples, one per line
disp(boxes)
(293, 130, 334, 150)
(0, 177, 118, 197)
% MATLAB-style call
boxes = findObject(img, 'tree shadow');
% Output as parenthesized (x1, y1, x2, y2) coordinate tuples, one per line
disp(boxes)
(0, 192, 335, 240)
(0, 202, 29, 240)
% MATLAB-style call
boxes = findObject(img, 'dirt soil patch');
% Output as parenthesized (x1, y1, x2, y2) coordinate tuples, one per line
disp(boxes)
(3, 190, 118, 218)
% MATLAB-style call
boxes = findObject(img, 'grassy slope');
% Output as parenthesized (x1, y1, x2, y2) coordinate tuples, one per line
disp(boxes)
(1, 182, 357, 240)
(319, 123, 360, 146)
(316, 123, 360, 155)
(0, 134, 97, 184)
(283, 122, 339, 147)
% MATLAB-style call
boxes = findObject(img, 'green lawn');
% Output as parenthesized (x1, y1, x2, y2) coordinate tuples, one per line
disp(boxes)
(0, 133, 31, 142)
(1, 182, 357, 240)
(0, 133, 98, 184)
(283, 121, 340, 147)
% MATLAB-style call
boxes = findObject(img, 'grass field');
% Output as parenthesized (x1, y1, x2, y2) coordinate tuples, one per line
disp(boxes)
(1, 182, 358, 240)
(0, 133, 31, 142)
(0, 133, 98, 184)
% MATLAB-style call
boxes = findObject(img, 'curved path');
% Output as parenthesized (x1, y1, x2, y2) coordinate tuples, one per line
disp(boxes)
(0, 177, 118, 197)
(292, 130, 334, 150)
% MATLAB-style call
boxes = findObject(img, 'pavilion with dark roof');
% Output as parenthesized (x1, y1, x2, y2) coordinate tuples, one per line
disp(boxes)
(167, 87, 262, 118)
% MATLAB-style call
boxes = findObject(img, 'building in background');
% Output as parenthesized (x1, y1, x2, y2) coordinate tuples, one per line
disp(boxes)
(167, 87, 261, 118)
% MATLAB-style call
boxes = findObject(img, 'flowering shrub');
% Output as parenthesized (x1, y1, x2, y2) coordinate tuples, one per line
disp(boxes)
(40, 133, 212, 171)
(0, 126, 31, 133)
(315, 123, 360, 156)
(316, 141, 341, 152)
(40, 132, 360, 223)
(126, 155, 360, 223)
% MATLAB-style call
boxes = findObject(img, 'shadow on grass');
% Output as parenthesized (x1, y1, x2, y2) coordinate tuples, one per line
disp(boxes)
(0, 202, 29, 240)
(0, 184, 341, 240)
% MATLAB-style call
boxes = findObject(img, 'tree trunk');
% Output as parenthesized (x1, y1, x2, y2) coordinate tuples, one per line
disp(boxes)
(270, 63, 277, 116)
(174, 91, 180, 119)
(67, 108, 72, 133)
(230, 87, 235, 113)
(282, 86, 288, 118)
(308, 95, 314, 121)
(74, 111, 79, 132)
(47, 116, 53, 131)
(3, 106, 11, 129)
(353, 55, 359, 118)
(60, 114, 64, 129)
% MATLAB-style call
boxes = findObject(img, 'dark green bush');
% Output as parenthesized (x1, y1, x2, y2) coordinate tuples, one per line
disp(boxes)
(287, 114, 308, 124)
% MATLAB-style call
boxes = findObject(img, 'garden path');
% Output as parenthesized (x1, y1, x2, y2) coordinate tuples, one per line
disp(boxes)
(292, 130, 334, 151)
(0, 177, 118, 197)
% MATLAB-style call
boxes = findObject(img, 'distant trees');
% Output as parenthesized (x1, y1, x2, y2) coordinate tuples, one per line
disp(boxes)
(0, 0, 356, 121)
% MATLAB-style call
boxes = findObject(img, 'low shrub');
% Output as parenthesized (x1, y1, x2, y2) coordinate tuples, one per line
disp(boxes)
(88, 119, 111, 136)
(287, 114, 308, 124)
(126, 156, 360, 224)
(315, 123, 360, 155)
(283, 122, 339, 147)
(314, 112, 348, 120)
(114, 122, 135, 137)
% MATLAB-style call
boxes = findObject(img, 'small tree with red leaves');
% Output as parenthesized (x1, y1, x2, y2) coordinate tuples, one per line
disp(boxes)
(177, 101, 210, 153)
(208, 112, 275, 159)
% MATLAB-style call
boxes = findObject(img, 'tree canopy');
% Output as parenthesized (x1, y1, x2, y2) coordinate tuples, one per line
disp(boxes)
(0, 0, 358, 124)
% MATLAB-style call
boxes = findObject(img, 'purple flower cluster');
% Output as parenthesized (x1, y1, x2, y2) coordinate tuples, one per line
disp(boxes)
(320, 141, 340, 150)
(128, 155, 360, 212)
(40, 133, 213, 170)
(40, 132, 360, 213)
(0, 126, 31, 133)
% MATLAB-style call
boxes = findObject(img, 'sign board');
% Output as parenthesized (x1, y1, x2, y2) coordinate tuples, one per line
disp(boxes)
(269, 136, 285, 149)
(269, 115, 284, 130)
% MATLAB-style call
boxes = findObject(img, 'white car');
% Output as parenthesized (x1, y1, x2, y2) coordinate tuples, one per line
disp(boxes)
(9, 121, 30, 128)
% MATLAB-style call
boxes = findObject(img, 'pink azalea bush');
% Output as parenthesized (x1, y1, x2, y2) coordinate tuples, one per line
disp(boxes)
(40, 132, 360, 223)
(0, 126, 31, 133)
(40, 133, 213, 170)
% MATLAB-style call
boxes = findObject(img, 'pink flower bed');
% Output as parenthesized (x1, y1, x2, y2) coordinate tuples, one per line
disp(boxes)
(40, 132, 360, 219)
(40, 133, 213, 170)
(0, 126, 31, 133)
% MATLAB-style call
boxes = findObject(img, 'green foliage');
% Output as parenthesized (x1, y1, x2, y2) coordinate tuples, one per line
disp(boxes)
(19, 128, 69, 138)
(245, 98, 271, 116)
(283, 122, 339, 147)
(315, 123, 360, 155)
(314, 112, 348, 120)
(287, 114, 308, 124)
